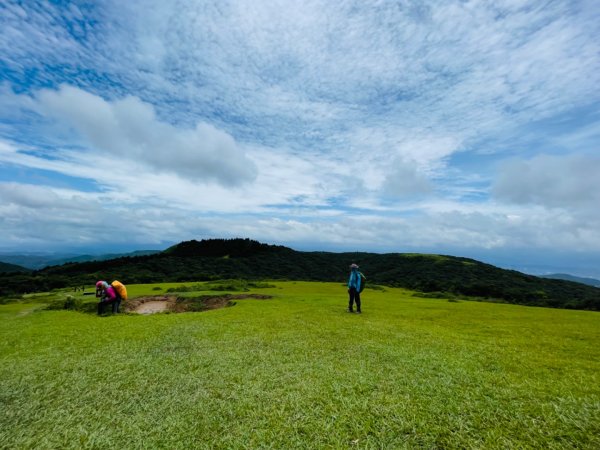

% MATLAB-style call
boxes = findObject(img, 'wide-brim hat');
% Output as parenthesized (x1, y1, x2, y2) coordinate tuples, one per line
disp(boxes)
(350, 263, 359, 269)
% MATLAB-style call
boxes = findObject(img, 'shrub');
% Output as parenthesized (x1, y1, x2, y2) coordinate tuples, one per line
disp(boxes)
(412, 291, 449, 299)
(46, 296, 93, 312)
(0, 296, 22, 305)
(46, 300, 65, 310)
(63, 296, 82, 310)
(166, 284, 204, 293)
(206, 280, 276, 291)
(366, 284, 386, 291)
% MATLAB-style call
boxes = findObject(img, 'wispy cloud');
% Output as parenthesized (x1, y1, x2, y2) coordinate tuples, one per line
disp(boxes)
(1, 0, 599, 274)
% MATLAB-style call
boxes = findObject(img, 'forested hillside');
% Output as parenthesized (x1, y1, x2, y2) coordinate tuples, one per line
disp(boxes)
(1, 239, 598, 310)
(0, 261, 30, 274)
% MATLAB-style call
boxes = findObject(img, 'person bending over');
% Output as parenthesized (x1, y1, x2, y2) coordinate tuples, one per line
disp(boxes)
(96, 280, 120, 315)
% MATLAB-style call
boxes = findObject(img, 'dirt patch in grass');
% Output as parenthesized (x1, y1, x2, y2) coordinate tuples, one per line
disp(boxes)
(124, 294, 272, 314)
(135, 300, 171, 314)
(123, 296, 175, 314)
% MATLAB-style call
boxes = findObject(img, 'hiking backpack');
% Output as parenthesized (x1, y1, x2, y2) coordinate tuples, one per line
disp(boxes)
(111, 280, 128, 300)
(359, 272, 366, 293)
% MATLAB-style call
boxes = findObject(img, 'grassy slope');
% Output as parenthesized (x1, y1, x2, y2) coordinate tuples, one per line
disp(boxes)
(1, 282, 599, 449)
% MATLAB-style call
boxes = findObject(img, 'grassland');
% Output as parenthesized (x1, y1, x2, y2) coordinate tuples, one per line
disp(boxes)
(1, 281, 599, 449)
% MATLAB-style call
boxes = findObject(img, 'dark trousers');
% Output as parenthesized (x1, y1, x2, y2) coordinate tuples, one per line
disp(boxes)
(98, 298, 121, 315)
(348, 287, 361, 312)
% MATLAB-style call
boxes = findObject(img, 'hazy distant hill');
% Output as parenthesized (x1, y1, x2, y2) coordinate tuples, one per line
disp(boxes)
(541, 273, 600, 288)
(1, 239, 599, 310)
(0, 250, 161, 270)
(54, 250, 161, 266)
(0, 261, 30, 274)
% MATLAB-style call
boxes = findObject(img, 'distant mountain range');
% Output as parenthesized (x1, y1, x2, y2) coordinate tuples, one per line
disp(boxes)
(0, 250, 161, 270)
(540, 273, 600, 288)
(1, 238, 598, 311)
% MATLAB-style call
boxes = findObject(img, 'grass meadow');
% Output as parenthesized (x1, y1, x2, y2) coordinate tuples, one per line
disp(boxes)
(1, 281, 599, 449)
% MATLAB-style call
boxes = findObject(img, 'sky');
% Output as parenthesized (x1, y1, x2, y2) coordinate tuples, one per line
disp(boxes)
(1, 0, 599, 277)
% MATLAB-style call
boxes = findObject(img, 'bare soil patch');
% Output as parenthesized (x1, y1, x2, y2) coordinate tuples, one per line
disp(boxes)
(136, 301, 170, 314)
(123, 296, 176, 314)
(124, 294, 271, 314)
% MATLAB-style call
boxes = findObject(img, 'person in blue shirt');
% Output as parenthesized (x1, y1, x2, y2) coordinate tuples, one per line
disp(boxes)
(347, 263, 362, 313)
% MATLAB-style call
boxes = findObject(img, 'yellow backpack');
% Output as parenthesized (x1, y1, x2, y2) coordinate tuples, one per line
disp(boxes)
(111, 280, 128, 300)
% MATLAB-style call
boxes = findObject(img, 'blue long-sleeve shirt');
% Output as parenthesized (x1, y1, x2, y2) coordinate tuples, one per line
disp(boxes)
(348, 269, 361, 291)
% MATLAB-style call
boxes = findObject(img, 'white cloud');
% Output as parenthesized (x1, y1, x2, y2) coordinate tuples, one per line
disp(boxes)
(2, 174, 600, 258)
(181, 204, 600, 254)
(33, 85, 256, 186)
(0, 181, 204, 249)
(381, 159, 433, 198)
(492, 154, 600, 209)
(0, 137, 339, 215)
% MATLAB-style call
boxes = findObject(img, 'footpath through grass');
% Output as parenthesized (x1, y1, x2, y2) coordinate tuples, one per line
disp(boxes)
(1, 281, 599, 449)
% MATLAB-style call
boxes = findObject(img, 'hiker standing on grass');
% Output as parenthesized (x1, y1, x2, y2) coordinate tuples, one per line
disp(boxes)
(347, 263, 362, 313)
(96, 280, 120, 315)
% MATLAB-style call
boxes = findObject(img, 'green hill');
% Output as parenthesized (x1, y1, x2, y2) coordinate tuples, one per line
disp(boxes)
(1, 238, 599, 310)
(0, 261, 30, 274)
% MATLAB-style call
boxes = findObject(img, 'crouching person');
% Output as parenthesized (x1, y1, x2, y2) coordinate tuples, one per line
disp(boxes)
(96, 280, 120, 315)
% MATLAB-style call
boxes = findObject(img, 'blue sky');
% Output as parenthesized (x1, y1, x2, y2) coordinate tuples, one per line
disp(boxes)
(1, 0, 599, 277)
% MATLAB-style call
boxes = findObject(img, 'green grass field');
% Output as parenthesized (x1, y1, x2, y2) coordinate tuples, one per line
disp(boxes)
(1, 282, 599, 449)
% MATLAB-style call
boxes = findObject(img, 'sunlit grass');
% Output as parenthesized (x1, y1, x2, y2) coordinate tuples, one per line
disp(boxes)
(1, 282, 599, 448)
